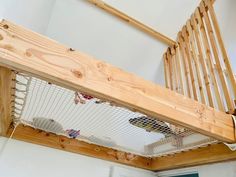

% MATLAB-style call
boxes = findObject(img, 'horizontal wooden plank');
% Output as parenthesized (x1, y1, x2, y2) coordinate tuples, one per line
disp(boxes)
(0, 20, 235, 142)
(8, 124, 152, 170)
(87, 0, 175, 46)
(152, 143, 236, 171)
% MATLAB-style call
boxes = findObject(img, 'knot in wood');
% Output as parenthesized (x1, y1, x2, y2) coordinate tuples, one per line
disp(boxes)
(107, 76, 113, 81)
(94, 147, 100, 152)
(71, 69, 83, 79)
(25, 51, 32, 57)
(97, 62, 105, 69)
(3, 24, 9, 29)
(68, 48, 75, 52)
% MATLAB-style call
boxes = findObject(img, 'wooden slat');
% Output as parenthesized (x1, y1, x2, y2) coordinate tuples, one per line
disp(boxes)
(194, 8, 225, 111)
(177, 33, 191, 97)
(174, 45, 184, 95)
(190, 14, 214, 108)
(163, 53, 170, 89)
(87, 0, 175, 46)
(167, 49, 174, 90)
(152, 143, 236, 171)
(0, 20, 235, 142)
(0, 66, 15, 136)
(170, 47, 179, 92)
(200, 2, 234, 113)
(182, 28, 199, 101)
(186, 20, 206, 104)
(204, 0, 236, 99)
(8, 124, 152, 170)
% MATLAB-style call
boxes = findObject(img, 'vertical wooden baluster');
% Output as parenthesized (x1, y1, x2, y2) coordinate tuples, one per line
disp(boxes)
(204, 0, 236, 101)
(175, 45, 184, 95)
(194, 8, 224, 111)
(163, 53, 171, 89)
(171, 47, 179, 92)
(190, 14, 214, 108)
(178, 33, 191, 98)
(200, 2, 234, 113)
(186, 20, 206, 104)
(182, 27, 199, 101)
(167, 48, 174, 90)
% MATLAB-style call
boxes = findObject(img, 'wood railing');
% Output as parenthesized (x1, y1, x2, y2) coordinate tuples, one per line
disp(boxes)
(163, 0, 236, 114)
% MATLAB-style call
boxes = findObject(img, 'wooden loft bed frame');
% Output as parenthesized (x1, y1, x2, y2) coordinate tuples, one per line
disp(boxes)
(0, 0, 235, 171)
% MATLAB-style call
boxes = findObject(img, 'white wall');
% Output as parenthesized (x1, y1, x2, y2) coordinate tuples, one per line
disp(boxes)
(214, 0, 236, 72)
(156, 161, 236, 177)
(45, 0, 200, 85)
(45, 0, 236, 85)
(1, 0, 235, 80)
(0, 0, 55, 34)
(0, 137, 155, 177)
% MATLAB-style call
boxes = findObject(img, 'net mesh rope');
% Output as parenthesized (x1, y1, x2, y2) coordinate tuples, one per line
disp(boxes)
(12, 72, 218, 157)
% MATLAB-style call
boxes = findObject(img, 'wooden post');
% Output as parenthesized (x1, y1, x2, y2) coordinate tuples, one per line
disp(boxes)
(0, 66, 15, 136)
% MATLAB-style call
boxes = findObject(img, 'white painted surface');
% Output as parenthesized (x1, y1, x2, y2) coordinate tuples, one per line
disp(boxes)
(157, 161, 236, 177)
(45, 0, 236, 85)
(0, 137, 155, 177)
(214, 0, 236, 72)
(46, 0, 164, 84)
(0, 0, 235, 81)
(112, 166, 155, 177)
(45, 0, 202, 84)
(0, 0, 55, 34)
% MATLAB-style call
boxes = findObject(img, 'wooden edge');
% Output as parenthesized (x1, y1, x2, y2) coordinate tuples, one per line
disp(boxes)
(0, 20, 235, 143)
(151, 143, 236, 171)
(7, 124, 152, 170)
(86, 0, 175, 46)
(0, 66, 15, 136)
(8, 124, 236, 172)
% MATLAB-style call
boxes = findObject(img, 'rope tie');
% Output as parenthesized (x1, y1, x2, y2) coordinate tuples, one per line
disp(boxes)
(0, 123, 19, 158)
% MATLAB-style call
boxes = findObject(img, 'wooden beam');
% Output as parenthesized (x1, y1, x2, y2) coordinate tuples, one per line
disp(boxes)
(0, 66, 15, 136)
(151, 143, 236, 171)
(86, 0, 175, 46)
(9, 124, 236, 172)
(8, 124, 152, 170)
(0, 20, 235, 143)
